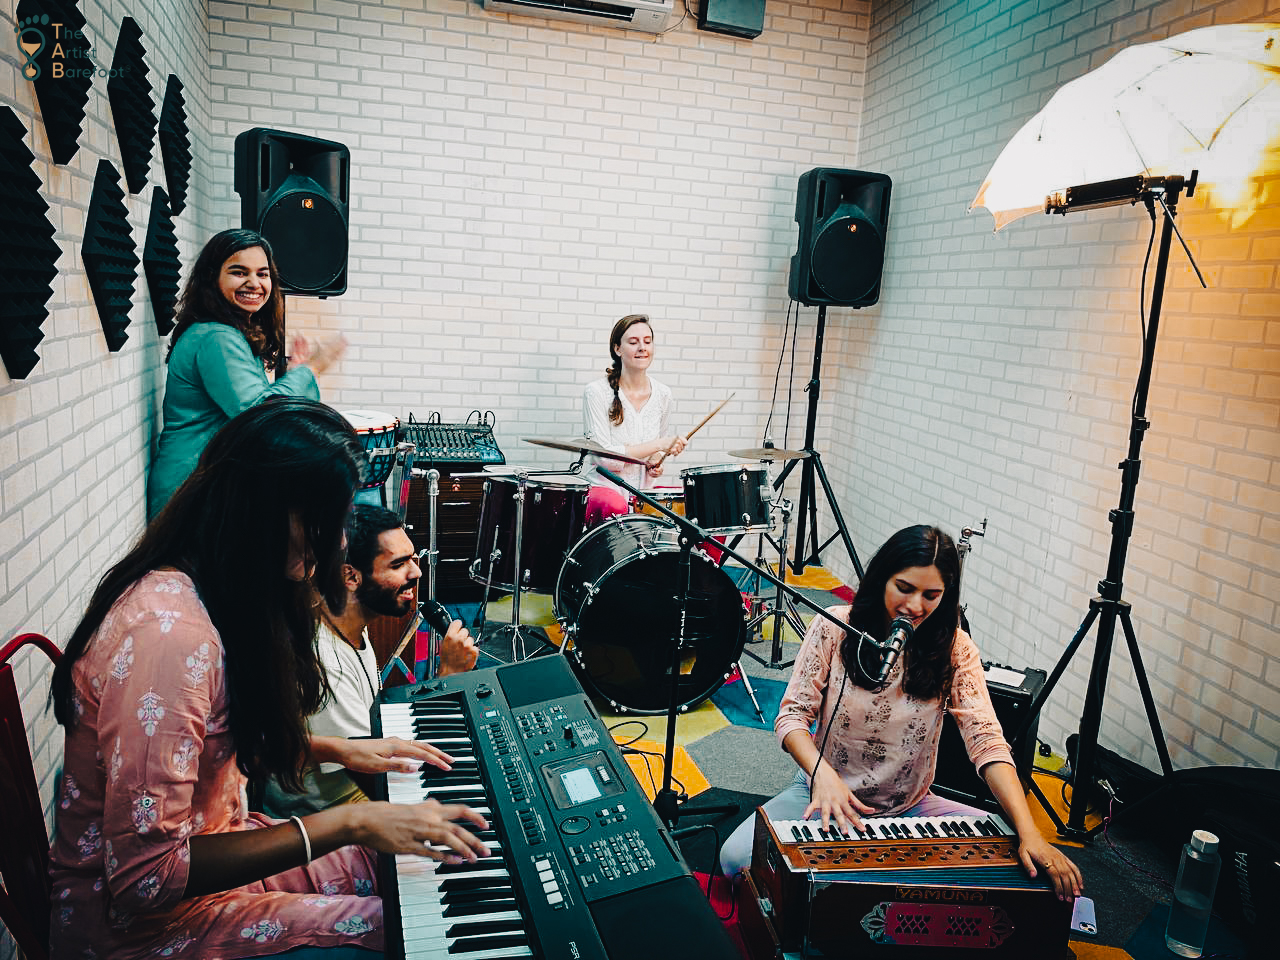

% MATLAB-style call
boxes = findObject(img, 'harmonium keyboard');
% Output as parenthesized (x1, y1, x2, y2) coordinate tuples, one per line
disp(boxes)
(747, 809, 1071, 957)
(373, 654, 738, 960)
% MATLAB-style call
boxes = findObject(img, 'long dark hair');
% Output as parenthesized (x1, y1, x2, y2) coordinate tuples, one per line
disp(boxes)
(51, 398, 367, 792)
(605, 313, 652, 425)
(841, 524, 961, 700)
(167, 229, 287, 369)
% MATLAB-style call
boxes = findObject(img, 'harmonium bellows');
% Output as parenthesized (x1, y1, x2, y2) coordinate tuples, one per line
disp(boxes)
(748, 809, 1072, 957)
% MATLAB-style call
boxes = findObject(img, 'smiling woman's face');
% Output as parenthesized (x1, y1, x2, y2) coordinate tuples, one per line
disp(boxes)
(218, 245, 271, 318)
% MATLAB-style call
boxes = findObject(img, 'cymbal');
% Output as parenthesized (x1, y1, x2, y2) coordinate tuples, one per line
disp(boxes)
(728, 446, 810, 462)
(524, 437, 650, 466)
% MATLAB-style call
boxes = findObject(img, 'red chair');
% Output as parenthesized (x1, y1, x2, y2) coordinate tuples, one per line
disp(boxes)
(0, 632, 60, 960)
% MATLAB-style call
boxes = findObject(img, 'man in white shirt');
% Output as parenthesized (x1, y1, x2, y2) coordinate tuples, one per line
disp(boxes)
(262, 504, 479, 816)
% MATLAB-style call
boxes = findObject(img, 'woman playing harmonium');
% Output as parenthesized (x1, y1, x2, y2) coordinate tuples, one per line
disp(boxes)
(719, 524, 1083, 902)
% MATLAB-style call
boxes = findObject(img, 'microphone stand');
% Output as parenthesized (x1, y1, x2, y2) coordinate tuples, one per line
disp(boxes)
(596, 467, 880, 834)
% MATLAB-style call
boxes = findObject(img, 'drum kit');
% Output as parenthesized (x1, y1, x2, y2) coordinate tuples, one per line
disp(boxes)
(341, 408, 813, 714)
(462, 436, 815, 716)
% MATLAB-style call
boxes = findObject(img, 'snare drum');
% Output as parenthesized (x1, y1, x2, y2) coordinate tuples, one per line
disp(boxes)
(680, 463, 773, 534)
(554, 514, 745, 714)
(471, 473, 589, 593)
(342, 410, 401, 489)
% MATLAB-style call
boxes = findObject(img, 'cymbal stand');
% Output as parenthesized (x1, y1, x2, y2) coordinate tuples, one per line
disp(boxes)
(421, 469, 441, 679)
(956, 519, 986, 633)
(742, 497, 806, 671)
(411, 469, 502, 674)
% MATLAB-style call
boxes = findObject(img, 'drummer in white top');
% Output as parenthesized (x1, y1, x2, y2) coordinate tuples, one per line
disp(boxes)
(581, 314, 688, 526)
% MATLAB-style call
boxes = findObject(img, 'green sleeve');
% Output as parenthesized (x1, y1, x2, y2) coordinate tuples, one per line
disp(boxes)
(195, 325, 320, 417)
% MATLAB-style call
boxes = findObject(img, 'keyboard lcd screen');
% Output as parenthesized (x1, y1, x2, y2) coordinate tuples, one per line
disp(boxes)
(541, 750, 626, 809)
(560, 767, 602, 804)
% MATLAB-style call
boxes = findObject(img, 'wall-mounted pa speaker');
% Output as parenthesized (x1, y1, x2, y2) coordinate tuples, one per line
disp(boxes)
(788, 168, 891, 308)
(234, 128, 349, 296)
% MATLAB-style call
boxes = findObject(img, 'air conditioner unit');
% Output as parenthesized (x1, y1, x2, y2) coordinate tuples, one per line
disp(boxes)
(482, 0, 673, 34)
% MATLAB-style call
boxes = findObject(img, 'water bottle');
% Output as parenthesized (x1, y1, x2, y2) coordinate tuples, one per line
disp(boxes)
(1164, 829, 1221, 957)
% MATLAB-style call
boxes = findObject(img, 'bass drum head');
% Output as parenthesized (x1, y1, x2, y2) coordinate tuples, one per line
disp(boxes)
(556, 515, 745, 714)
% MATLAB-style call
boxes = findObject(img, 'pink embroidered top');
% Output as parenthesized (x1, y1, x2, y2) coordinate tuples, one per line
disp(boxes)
(774, 605, 1015, 814)
(48, 570, 384, 959)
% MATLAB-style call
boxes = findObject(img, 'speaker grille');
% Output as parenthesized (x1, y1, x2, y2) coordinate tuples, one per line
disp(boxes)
(811, 205, 884, 303)
(261, 189, 347, 292)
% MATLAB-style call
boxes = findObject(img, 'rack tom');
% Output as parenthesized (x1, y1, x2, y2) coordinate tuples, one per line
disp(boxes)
(680, 463, 773, 534)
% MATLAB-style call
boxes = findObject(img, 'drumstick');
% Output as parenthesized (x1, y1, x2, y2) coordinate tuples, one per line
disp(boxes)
(651, 392, 736, 470)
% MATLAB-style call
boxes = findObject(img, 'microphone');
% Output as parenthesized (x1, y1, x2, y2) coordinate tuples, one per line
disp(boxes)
(875, 617, 915, 684)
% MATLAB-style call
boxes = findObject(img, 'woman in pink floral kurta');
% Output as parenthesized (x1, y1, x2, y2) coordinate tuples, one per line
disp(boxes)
(49, 569, 384, 958)
(49, 399, 490, 959)
(720, 525, 1083, 902)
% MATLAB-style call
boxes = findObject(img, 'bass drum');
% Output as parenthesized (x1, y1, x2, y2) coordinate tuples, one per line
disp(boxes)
(555, 514, 745, 714)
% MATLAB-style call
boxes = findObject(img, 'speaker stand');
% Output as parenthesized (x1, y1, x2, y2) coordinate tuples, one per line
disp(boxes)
(772, 305, 864, 581)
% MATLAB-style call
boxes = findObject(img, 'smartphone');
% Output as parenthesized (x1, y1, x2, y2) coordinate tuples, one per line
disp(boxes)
(1070, 896, 1097, 936)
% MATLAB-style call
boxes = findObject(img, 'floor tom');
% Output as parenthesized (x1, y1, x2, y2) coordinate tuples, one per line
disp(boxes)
(471, 474, 589, 593)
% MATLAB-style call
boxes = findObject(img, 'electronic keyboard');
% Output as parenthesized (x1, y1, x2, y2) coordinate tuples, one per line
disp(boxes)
(373, 655, 737, 960)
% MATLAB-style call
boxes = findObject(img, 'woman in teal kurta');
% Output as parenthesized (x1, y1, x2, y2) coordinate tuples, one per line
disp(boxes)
(148, 230, 346, 519)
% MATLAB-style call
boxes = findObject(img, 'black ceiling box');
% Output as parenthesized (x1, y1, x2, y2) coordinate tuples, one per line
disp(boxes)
(697, 0, 765, 39)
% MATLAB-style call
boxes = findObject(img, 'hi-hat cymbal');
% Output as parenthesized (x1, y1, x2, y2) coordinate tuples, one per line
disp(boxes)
(728, 446, 810, 462)
(525, 436, 650, 466)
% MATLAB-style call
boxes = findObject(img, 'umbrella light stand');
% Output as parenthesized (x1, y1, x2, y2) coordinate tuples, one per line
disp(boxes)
(1011, 173, 1206, 841)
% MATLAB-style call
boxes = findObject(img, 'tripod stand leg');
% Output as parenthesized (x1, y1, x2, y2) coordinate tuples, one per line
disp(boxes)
(809, 453, 864, 580)
(1010, 605, 1099, 751)
(733, 663, 765, 722)
(1118, 606, 1174, 777)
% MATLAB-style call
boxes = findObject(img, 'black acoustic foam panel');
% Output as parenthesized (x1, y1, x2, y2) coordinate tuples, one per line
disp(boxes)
(158, 75, 190, 216)
(107, 16, 155, 194)
(0, 108, 61, 378)
(143, 187, 180, 335)
(82, 160, 138, 351)
(15, 0, 93, 165)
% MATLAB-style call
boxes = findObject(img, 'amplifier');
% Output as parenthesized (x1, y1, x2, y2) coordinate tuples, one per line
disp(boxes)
(933, 662, 1046, 812)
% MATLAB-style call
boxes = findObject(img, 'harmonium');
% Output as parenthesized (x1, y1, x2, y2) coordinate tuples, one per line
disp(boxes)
(741, 809, 1072, 958)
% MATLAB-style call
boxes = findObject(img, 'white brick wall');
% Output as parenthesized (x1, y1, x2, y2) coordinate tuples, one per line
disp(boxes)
(845, 0, 1280, 772)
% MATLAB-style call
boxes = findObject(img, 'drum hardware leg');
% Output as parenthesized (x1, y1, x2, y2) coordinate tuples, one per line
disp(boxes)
(733, 662, 766, 722)
(742, 498, 805, 670)
(472, 534, 502, 631)
(487, 472, 556, 664)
